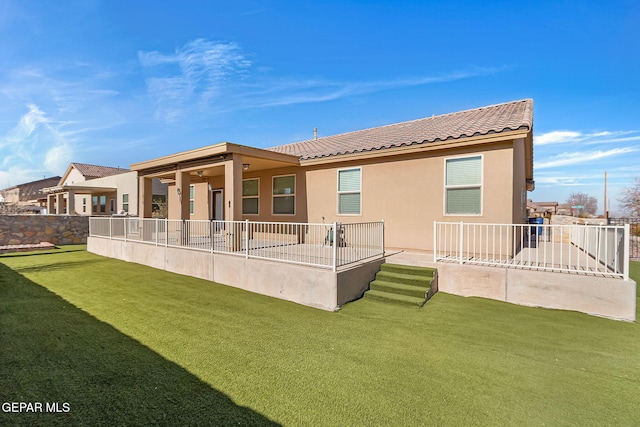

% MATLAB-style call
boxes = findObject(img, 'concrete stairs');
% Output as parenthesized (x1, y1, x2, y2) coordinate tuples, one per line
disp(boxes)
(365, 263, 438, 307)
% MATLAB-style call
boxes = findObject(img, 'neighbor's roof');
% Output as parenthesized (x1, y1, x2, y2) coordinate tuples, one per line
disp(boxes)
(269, 99, 533, 160)
(72, 163, 129, 179)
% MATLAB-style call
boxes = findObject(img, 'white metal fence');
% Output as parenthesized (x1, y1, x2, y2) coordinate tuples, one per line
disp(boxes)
(89, 217, 384, 270)
(434, 221, 630, 280)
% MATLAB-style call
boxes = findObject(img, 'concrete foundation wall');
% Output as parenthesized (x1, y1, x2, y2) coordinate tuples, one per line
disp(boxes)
(87, 237, 376, 311)
(436, 262, 636, 321)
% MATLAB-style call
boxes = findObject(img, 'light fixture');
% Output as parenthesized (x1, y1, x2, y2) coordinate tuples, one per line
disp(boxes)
(242, 163, 250, 171)
(196, 170, 203, 177)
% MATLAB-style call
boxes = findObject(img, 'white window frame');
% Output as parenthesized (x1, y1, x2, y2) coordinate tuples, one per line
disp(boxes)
(337, 167, 362, 216)
(189, 185, 195, 215)
(122, 193, 129, 213)
(272, 174, 296, 216)
(242, 178, 260, 215)
(444, 154, 483, 216)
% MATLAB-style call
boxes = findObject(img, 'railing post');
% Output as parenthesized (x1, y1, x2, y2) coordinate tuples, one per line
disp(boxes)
(165, 218, 168, 247)
(381, 219, 385, 257)
(124, 217, 127, 242)
(459, 221, 464, 265)
(332, 222, 338, 272)
(623, 224, 630, 281)
(109, 216, 112, 239)
(245, 219, 249, 259)
(433, 221, 437, 263)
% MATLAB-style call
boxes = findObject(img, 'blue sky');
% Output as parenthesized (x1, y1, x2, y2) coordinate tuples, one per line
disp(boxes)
(0, 0, 638, 214)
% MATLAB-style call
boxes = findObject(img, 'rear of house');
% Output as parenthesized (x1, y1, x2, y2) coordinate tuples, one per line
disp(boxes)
(133, 99, 534, 253)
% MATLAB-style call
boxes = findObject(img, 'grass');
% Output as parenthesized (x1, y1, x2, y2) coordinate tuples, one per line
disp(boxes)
(1, 246, 639, 426)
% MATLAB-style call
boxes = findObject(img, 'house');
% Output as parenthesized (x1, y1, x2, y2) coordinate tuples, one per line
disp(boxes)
(44, 163, 168, 216)
(0, 176, 61, 213)
(527, 200, 558, 217)
(132, 99, 534, 253)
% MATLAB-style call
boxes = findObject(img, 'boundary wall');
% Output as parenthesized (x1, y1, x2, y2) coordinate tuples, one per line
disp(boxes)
(0, 215, 88, 246)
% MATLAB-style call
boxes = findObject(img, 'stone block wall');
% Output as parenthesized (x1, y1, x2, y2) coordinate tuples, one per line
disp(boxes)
(0, 215, 89, 246)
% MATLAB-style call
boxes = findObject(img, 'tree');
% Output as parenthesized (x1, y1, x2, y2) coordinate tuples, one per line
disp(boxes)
(619, 176, 640, 217)
(566, 192, 597, 216)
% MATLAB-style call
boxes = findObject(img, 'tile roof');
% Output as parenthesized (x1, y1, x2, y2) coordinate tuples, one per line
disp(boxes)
(72, 163, 129, 179)
(269, 99, 533, 160)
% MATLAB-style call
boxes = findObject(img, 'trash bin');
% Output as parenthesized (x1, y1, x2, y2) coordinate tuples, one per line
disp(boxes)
(528, 217, 544, 236)
(527, 217, 544, 248)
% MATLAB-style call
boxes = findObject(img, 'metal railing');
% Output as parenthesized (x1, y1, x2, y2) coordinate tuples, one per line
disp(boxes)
(434, 221, 630, 280)
(89, 217, 384, 270)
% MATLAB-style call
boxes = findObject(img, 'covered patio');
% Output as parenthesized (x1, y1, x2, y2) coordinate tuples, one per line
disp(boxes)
(44, 184, 118, 215)
(133, 142, 302, 222)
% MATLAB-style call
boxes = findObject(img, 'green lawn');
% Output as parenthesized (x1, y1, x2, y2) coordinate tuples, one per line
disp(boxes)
(1, 246, 639, 426)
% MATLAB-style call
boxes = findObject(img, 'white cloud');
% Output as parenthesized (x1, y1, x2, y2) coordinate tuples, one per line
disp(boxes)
(139, 39, 505, 118)
(0, 104, 75, 184)
(44, 143, 72, 174)
(139, 39, 252, 121)
(535, 147, 637, 169)
(534, 131, 582, 145)
(534, 129, 640, 146)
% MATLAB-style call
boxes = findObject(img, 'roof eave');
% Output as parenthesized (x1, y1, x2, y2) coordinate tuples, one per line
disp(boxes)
(298, 128, 532, 166)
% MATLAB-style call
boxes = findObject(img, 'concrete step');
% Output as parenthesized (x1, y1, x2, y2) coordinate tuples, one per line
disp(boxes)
(374, 270, 431, 288)
(369, 279, 428, 299)
(364, 289, 425, 307)
(380, 263, 436, 278)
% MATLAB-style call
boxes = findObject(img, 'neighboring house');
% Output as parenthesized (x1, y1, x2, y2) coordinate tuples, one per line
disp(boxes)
(44, 163, 168, 216)
(132, 99, 534, 253)
(44, 163, 131, 215)
(0, 176, 61, 213)
(527, 200, 558, 217)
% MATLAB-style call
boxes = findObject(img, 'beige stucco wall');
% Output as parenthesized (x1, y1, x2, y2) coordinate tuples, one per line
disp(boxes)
(71, 171, 139, 216)
(173, 166, 310, 223)
(305, 142, 518, 251)
(163, 139, 526, 253)
(512, 138, 528, 224)
(62, 168, 87, 186)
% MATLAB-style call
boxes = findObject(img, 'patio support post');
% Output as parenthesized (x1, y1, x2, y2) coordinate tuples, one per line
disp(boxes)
(139, 176, 153, 218)
(67, 190, 75, 215)
(176, 171, 191, 220)
(55, 193, 65, 215)
(224, 154, 243, 251)
(47, 194, 55, 215)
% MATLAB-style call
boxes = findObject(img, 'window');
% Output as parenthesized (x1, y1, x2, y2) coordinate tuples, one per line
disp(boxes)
(242, 179, 259, 215)
(338, 168, 361, 215)
(122, 194, 129, 213)
(82, 198, 87, 213)
(189, 185, 195, 215)
(445, 155, 482, 215)
(99, 195, 106, 213)
(110, 199, 116, 213)
(272, 175, 295, 215)
(92, 196, 98, 213)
